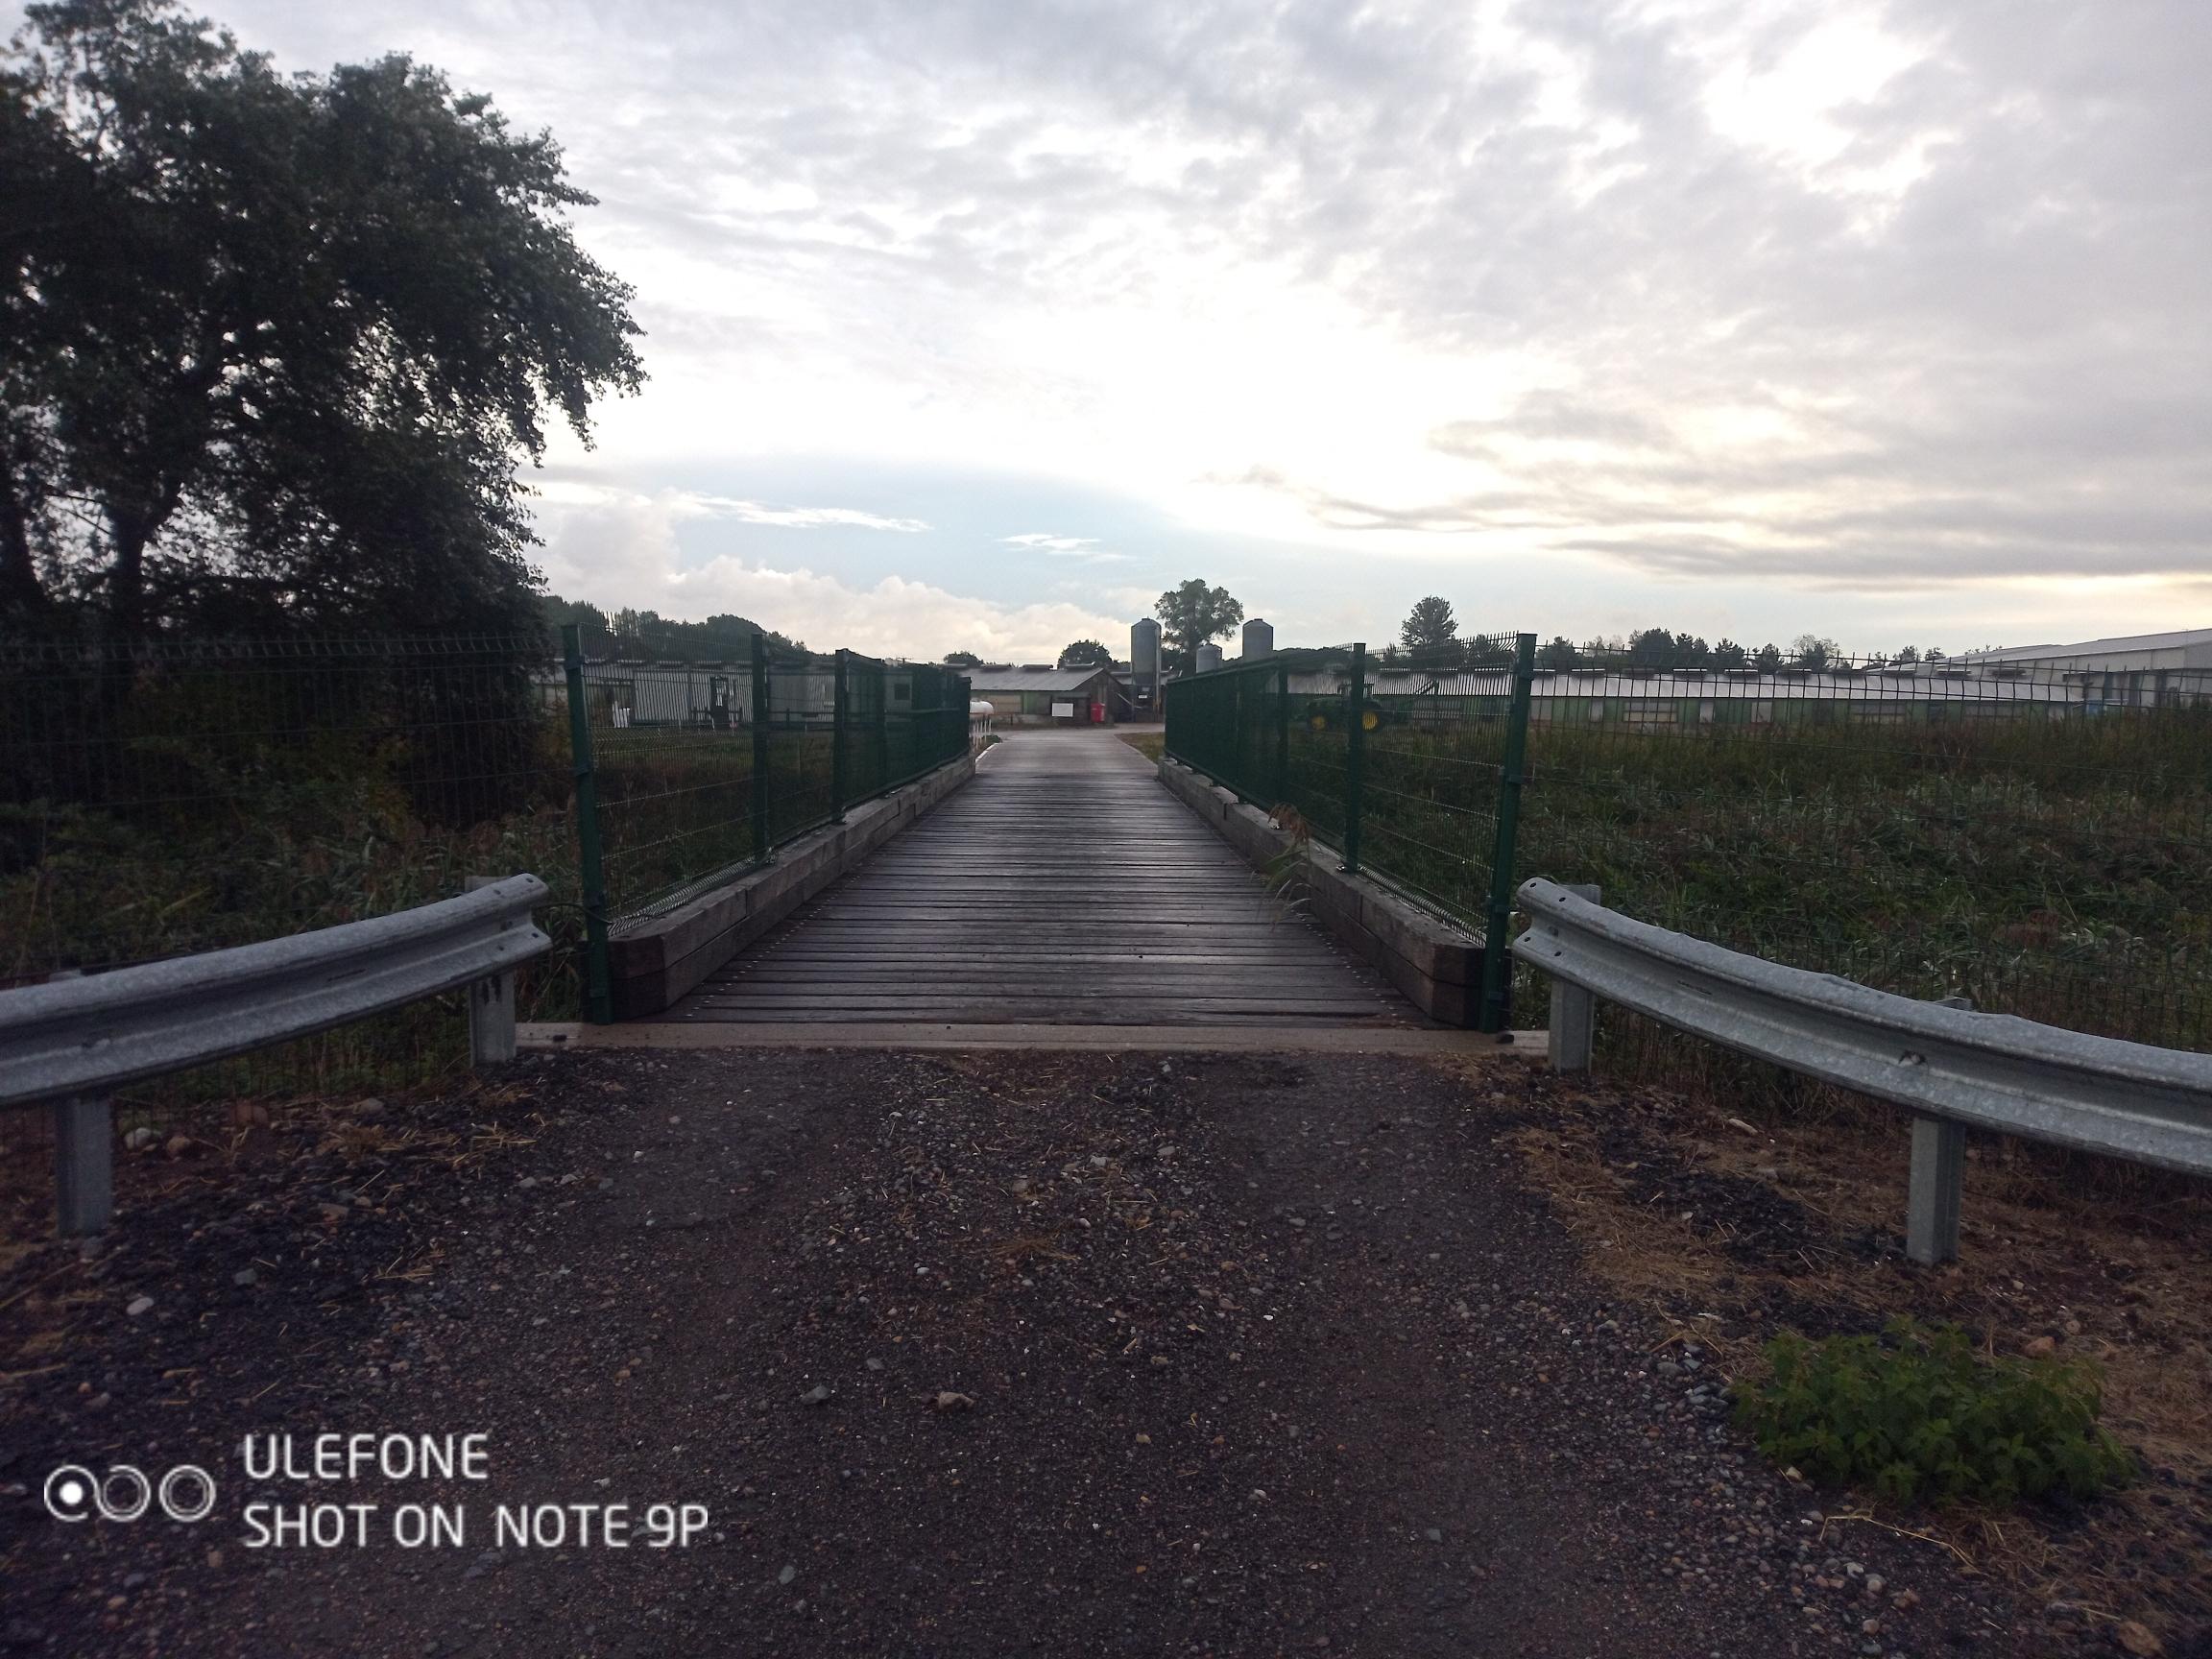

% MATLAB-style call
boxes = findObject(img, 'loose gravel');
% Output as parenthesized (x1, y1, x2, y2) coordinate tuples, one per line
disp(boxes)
(0, 1047, 2059, 1656)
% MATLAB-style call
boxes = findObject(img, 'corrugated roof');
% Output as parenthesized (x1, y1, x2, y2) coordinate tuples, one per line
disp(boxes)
(1275, 670, 2077, 703)
(957, 664, 1117, 692)
(1958, 628, 2212, 661)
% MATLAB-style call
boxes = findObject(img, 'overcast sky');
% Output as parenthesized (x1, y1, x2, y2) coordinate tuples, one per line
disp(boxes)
(112, 0, 2212, 658)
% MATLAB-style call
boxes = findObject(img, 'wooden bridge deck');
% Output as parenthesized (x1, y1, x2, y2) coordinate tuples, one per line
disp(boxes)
(669, 728, 1416, 1026)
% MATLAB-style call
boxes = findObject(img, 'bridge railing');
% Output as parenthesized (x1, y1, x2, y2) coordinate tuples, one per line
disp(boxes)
(556, 628, 969, 1021)
(0, 877, 550, 1236)
(1163, 634, 1539, 1032)
(1513, 878, 2212, 1264)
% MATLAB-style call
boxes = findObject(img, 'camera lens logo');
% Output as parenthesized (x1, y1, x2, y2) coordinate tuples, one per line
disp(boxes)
(44, 1464, 217, 1525)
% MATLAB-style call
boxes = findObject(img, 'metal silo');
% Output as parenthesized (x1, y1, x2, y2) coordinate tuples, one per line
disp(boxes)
(1241, 618, 1274, 660)
(1131, 617, 1161, 711)
(1195, 643, 1224, 673)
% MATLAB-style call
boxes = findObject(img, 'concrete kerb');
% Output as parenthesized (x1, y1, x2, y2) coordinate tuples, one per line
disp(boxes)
(520, 1021, 1550, 1056)
(604, 757, 975, 1019)
(1152, 757, 1486, 1027)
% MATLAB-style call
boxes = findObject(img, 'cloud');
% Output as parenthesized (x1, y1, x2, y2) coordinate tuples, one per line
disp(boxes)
(532, 482, 1126, 659)
(536, 482, 927, 534)
(1000, 532, 1133, 563)
(218, 0, 2212, 638)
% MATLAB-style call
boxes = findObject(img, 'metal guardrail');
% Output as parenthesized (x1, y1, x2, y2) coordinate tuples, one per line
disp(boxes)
(1510, 877, 2212, 1264)
(0, 875, 551, 1235)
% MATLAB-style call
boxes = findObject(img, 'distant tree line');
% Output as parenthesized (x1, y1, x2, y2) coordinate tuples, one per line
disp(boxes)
(1392, 602, 1952, 675)
(541, 596, 799, 661)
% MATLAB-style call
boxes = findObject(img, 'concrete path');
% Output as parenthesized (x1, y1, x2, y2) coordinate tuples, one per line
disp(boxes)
(669, 727, 1412, 1026)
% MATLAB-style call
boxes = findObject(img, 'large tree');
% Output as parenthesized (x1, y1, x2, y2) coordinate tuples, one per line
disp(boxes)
(1058, 637, 1111, 667)
(1398, 595, 1464, 671)
(1154, 578, 1241, 675)
(0, 0, 643, 637)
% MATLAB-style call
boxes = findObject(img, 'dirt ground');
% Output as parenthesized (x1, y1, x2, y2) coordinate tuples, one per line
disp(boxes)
(0, 1045, 2198, 1657)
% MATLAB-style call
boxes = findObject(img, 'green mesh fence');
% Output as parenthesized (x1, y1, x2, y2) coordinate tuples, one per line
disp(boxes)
(1509, 647, 2212, 1056)
(0, 632, 576, 1113)
(1164, 634, 1536, 1028)
(1166, 636, 2212, 1057)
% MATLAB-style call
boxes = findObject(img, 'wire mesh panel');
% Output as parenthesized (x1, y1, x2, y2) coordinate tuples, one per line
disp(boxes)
(571, 654, 761, 922)
(1509, 646, 2212, 1055)
(0, 633, 573, 1111)
(569, 641, 972, 926)
(1165, 637, 1531, 935)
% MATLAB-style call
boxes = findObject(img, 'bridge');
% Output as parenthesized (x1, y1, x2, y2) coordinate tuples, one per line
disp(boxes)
(664, 727, 1415, 1029)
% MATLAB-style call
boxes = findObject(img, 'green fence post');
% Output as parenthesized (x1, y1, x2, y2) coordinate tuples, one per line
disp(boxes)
(1342, 642, 1366, 874)
(1274, 663, 1290, 806)
(875, 659, 890, 790)
(561, 624, 613, 1025)
(750, 632, 772, 862)
(1479, 632, 1539, 1034)
(830, 648, 850, 823)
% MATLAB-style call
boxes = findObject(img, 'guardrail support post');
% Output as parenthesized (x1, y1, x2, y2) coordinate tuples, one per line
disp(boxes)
(54, 1093, 113, 1236)
(561, 625, 613, 1025)
(1341, 643, 1366, 875)
(44, 967, 112, 1236)
(464, 876, 518, 1065)
(1906, 994, 1973, 1264)
(1907, 1116, 1965, 1265)
(1547, 883, 1600, 1071)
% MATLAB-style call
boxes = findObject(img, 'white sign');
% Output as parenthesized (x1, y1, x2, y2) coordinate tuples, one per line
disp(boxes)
(1050, 701, 1076, 718)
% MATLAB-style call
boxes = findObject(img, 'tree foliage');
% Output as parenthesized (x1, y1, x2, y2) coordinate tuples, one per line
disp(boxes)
(1154, 578, 1242, 675)
(941, 649, 982, 668)
(538, 595, 798, 661)
(1057, 637, 1112, 667)
(1398, 595, 1464, 671)
(1, 0, 644, 637)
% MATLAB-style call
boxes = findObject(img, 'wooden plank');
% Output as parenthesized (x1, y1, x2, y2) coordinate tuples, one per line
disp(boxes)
(661, 728, 1423, 1029)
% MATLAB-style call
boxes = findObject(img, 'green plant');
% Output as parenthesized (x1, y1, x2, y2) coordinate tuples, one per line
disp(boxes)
(1736, 1317, 2135, 1505)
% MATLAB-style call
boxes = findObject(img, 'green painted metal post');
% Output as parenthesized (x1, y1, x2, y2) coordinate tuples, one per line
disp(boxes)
(875, 659, 890, 790)
(561, 624, 613, 1025)
(750, 632, 773, 862)
(1342, 642, 1367, 875)
(1479, 632, 1540, 1034)
(830, 648, 850, 823)
(1274, 663, 1290, 807)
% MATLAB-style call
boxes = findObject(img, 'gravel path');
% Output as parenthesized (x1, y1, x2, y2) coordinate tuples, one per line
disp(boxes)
(2, 1047, 2034, 1656)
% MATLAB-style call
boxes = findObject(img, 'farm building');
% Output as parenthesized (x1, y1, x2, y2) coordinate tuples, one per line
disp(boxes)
(1257, 666, 2084, 731)
(531, 661, 896, 729)
(957, 663, 1120, 725)
(1957, 627, 2212, 709)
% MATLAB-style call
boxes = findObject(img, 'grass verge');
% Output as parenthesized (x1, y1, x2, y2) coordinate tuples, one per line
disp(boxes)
(1458, 1054, 2212, 1653)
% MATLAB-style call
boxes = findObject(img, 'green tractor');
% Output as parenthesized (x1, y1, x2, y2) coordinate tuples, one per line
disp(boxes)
(1303, 697, 1394, 733)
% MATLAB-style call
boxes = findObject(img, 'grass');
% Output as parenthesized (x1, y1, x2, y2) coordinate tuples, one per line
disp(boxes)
(2, 709, 960, 1110)
(1258, 709, 2212, 1057)
(1477, 1058, 2212, 1647)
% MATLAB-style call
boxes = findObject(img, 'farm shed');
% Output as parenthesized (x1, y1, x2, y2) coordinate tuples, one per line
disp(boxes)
(1958, 628, 2212, 710)
(1265, 667, 2082, 730)
(957, 664, 1119, 725)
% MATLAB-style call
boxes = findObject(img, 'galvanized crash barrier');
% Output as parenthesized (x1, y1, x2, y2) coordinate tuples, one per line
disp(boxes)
(0, 876, 550, 1236)
(1510, 877, 2212, 1264)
